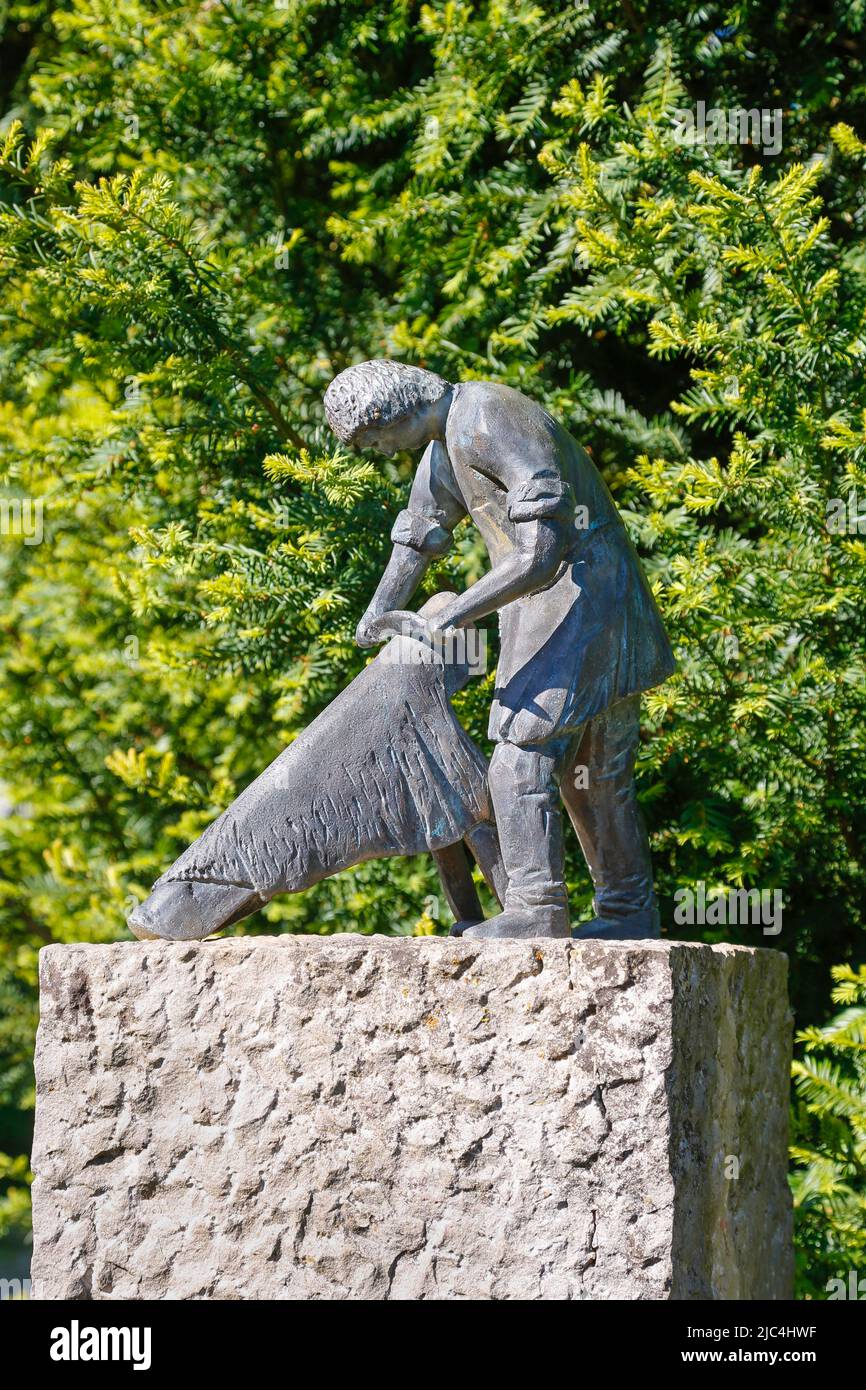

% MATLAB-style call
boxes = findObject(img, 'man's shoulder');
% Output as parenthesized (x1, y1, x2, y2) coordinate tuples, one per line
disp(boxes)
(452, 379, 540, 418)
(449, 380, 579, 475)
(450, 380, 560, 445)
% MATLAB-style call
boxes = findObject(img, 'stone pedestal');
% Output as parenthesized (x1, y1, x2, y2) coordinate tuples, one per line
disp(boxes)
(31, 936, 793, 1300)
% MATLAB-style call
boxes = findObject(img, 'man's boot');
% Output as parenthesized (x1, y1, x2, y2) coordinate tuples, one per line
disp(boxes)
(454, 739, 571, 940)
(560, 697, 661, 942)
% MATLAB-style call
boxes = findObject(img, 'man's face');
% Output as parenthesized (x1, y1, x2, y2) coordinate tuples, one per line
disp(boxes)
(354, 410, 431, 456)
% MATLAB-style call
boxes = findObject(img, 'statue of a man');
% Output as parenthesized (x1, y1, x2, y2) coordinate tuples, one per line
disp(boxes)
(324, 361, 676, 941)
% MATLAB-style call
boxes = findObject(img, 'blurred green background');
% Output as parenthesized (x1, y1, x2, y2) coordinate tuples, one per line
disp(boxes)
(1, 0, 864, 1297)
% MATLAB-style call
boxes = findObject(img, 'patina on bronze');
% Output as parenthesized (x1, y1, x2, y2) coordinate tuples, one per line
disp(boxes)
(324, 361, 676, 941)
(128, 363, 675, 944)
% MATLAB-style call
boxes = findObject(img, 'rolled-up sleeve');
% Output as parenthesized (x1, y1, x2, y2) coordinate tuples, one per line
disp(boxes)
(506, 472, 571, 523)
(391, 440, 467, 557)
(390, 508, 452, 555)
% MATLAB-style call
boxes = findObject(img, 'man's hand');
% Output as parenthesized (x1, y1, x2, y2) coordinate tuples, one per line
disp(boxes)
(355, 612, 382, 649)
(356, 609, 424, 648)
(362, 609, 442, 647)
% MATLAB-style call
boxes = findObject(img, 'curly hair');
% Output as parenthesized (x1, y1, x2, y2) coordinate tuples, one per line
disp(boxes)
(323, 359, 451, 444)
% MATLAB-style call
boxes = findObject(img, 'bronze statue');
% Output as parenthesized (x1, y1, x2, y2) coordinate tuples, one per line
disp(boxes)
(323, 362, 676, 941)
(128, 362, 674, 943)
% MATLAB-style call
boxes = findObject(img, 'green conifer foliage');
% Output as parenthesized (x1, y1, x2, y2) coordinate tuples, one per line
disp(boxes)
(1, 2, 864, 1285)
(791, 965, 866, 1296)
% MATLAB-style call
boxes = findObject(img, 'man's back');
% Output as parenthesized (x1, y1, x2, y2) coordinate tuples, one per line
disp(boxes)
(429, 379, 675, 739)
(445, 380, 619, 566)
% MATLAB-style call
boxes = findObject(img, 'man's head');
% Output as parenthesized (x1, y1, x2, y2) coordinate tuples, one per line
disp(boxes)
(324, 359, 452, 454)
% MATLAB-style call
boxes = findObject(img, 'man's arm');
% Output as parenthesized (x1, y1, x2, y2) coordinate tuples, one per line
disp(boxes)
(430, 467, 574, 630)
(431, 515, 568, 631)
(356, 545, 431, 646)
(356, 440, 466, 647)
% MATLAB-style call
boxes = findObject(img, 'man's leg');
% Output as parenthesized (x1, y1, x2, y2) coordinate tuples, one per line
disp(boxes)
(560, 695, 660, 940)
(458, 736, 572, 940)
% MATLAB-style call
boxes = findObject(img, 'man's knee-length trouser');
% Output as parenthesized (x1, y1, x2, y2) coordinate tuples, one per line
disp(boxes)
(487, 694, 657, 930)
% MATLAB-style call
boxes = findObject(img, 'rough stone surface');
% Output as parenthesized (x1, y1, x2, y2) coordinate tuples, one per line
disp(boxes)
(31, 936, 793, 1301)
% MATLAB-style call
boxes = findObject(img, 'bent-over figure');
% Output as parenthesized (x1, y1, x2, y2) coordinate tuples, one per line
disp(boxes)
(323, 360, 676, 941)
